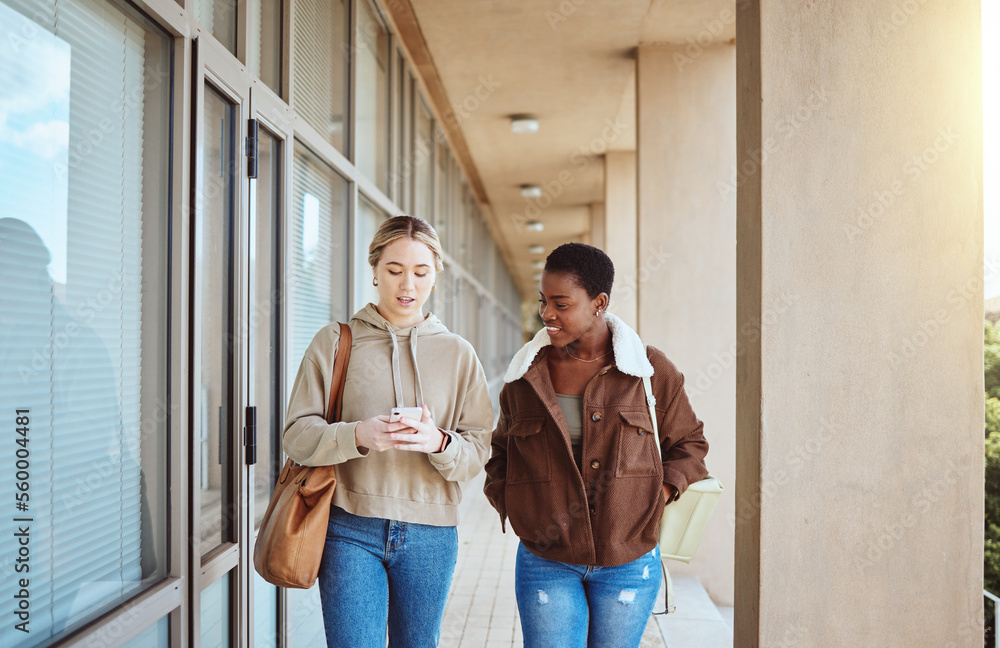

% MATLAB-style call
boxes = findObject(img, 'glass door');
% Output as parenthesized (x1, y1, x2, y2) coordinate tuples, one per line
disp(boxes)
(192, 35, 251, 648)
(193, 33, 290, 648)
(246, 85, 289, 648)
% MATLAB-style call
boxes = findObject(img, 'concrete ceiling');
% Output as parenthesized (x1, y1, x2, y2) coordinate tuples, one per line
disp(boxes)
(393, 0, 735, 299)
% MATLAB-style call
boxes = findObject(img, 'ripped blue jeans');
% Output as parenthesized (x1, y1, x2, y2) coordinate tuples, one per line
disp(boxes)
(514, 542, 661, 648)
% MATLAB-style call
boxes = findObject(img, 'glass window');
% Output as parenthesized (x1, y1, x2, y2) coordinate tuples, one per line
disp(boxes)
(415, 98, 433, 222)
(200, 573, 231, 648)
(253, 570, 278, 647)
(395, 58, 412, 211)
(355, 198, 388, 312)
(251, 0, 282, 94)
(288, 587, 325, 647)
(123, 616, 169, 648)
(289, 144, 350, 386)
(193, 0, 237, 55)
(198, 84, 236, 555)
(293, 0, 349, 153)
(0, 0, 170, 645)
(355, 0, 390, 192)
(252, 130, 282, 525)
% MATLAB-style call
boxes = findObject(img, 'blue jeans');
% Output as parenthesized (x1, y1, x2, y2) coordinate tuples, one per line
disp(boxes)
(514, 543, 661, 648)
(317, 506, 458, 648)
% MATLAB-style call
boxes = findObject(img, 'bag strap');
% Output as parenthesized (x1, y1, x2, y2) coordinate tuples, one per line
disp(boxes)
(642, 374, 660, 459)
(643, 373, 677, 615)
(325, 322, 353, 423)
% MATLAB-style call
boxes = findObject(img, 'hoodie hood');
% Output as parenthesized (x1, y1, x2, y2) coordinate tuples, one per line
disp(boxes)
(351, 303, 449, 408)
(503, 311, 654, 382)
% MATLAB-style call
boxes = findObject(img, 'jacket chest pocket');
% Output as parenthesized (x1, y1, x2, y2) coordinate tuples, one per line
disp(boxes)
(506, 418, 551, 484)
(615, 409, 661, 478)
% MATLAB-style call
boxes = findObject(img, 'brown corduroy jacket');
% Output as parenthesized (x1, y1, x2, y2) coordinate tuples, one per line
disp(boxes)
(483, 314, 709, 567)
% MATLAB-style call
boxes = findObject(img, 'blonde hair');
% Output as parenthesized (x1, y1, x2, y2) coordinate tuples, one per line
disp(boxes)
(368, 215, 444, 272)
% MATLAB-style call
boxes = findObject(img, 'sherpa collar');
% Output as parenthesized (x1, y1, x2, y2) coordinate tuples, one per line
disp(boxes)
(503, 312, 654, 383)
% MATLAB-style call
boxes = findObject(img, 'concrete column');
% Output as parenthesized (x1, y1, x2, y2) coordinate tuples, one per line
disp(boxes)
(637, 44, 737, 604)
(604, 152, 638, 330)
(736, 2, 983, 646)
(590, 201, 606, 251)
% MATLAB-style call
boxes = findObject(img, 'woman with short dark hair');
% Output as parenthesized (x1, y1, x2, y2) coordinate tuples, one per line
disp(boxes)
(484, 242, 710, 648)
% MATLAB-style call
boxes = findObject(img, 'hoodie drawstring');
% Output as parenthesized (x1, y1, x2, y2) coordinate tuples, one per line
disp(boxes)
(411, 332, 424, 406)
(385, 322, 424, 408)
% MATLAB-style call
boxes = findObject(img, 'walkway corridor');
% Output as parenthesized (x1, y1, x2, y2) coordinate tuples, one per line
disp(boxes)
(443, 474, 733, 648)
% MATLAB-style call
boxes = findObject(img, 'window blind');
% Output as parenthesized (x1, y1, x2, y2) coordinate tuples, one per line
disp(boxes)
(288, 147, 350, 388)
(292, 0, 348, 152)
(0, 0, 157, 644)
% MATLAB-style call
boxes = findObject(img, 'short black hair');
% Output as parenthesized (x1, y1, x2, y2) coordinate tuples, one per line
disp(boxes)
(544, 243, 614, 299)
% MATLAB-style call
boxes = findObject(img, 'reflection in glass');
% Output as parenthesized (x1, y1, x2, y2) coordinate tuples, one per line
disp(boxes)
(415, 98, 433, 222)
(252, 131, 281, 525)
(251, 0, 282, 93)
(200, 573, 231, 648)
(288, 586, 325, 647)
(355, 0, 390, 191)
(198, 86, 235, 554)
(0, 0, 170, 645)
(293, 0, 349, 152)
(395, 60, 412, 211)
(355, 199, 387, 312)
(123, 616, 169, 647)
(289, 146, 350, 381)
(193, 0, 237, 55)
(253, 570, 278, 647)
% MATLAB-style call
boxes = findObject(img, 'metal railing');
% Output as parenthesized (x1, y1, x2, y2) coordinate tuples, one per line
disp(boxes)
(987, 589, 999, 648)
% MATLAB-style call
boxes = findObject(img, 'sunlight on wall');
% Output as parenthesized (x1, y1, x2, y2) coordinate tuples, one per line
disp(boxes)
(984, 2, 998, 298)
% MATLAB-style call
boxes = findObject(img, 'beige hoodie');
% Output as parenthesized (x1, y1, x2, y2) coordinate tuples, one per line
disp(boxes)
(282, 304, 494, 526)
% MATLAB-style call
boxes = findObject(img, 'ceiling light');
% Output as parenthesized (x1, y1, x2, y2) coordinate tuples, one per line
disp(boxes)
(520, 184, 542, 199)
(532, 260, 545, 270)
(525, 220, 544, 232)
(510, 114, 540, 134)
(529, 245, 545, 255)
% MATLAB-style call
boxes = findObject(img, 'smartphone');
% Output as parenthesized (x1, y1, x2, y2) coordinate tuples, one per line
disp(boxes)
(389, 406, 423, 423)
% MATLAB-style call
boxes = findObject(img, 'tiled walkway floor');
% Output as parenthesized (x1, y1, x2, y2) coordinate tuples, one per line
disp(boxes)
(443, 474, 733, 648)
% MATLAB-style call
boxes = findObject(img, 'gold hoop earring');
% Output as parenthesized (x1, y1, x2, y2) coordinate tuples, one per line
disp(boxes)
(372, 277, 378, 287)
(432, 284, 436, 292)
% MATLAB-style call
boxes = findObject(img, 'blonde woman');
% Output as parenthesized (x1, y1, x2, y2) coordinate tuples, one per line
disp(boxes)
(282, 216, 493, 648)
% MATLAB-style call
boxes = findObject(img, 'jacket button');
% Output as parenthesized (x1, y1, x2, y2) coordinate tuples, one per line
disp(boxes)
(591, 412, 602, 422)
(638, 429, 645, 436)
(591, 459, 601, 469)
(589, 506, 596, 515)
